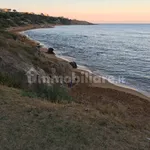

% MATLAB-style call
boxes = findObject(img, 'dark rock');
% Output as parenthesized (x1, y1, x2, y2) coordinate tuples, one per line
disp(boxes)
(0, 57, 2, 62)
(36, 43, 41, 49)
(47, 47, 55, 54)
(12, 34, 17, 41)
(69, 62, 77, 69)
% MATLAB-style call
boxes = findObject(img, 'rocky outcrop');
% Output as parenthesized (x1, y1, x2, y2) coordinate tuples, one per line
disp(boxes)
(69, 62, 78, 69)
(47, 47, 55, 54)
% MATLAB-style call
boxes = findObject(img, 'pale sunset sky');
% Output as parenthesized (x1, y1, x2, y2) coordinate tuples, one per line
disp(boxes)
(1, 0, 150, 23)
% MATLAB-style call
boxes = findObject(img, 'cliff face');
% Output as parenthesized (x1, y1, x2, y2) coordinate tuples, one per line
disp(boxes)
(0, 30, 73, 88)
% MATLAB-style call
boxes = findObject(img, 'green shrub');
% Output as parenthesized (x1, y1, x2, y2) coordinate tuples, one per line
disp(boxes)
(21, 90, 37, 98)
(0, 72, 26, 88)
(22, 84, 73, 103)
(0, 30, 17, 40)
(0, 38, 7, 47)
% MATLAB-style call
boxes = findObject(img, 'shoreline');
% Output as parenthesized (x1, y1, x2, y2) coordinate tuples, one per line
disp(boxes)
(10, 25, 150, 101)
(75, 68, 150, 101)
(7, 24, 55, 33)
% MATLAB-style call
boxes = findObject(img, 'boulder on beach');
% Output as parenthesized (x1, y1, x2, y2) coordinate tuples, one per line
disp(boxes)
(36, 43, 41, 49)
(69, 61, 78, 69)
(47, 47, 55, 54)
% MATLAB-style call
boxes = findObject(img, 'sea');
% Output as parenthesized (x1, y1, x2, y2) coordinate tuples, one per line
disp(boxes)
(23, 24, 150, 96)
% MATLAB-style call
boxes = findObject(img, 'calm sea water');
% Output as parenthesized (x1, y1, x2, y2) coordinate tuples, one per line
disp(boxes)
(24, 24, 150, 95)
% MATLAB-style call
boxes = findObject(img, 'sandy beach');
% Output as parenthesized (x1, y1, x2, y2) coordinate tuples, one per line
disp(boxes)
(7, 24, 55, 33)
(74, 68, 150, 101)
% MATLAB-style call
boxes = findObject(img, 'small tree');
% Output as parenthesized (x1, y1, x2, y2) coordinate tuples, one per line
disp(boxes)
(13, 9, 17, 12)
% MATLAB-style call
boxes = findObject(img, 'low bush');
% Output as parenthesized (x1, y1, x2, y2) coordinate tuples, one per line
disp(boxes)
(0, 72, 26, 88)
(0, 30, 17, 40)
(0, 72, 73, 103)
(21, 90, 37, 98)
(22, 84, 73, 103)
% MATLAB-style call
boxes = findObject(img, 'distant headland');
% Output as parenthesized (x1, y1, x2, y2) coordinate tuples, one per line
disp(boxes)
(0, 8, 93, 29)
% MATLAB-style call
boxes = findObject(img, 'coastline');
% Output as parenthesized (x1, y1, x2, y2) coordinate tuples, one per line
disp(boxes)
(75, 68, 150, 101)
(7, 24, 55, 33)
(10, 25, 150, 101)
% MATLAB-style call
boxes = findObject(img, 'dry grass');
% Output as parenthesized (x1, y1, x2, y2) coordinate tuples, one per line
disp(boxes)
(0, 85, 150, 150)
(0, 29, 150, 150)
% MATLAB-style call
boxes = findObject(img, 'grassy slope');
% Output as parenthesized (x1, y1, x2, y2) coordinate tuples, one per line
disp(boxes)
(0, 30, 72, 90)
(0, 26, 150, 149)
(0, 85, 150, 150)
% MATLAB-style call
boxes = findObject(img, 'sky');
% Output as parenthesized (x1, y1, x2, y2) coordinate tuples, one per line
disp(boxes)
(1, 0, 150, 23)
